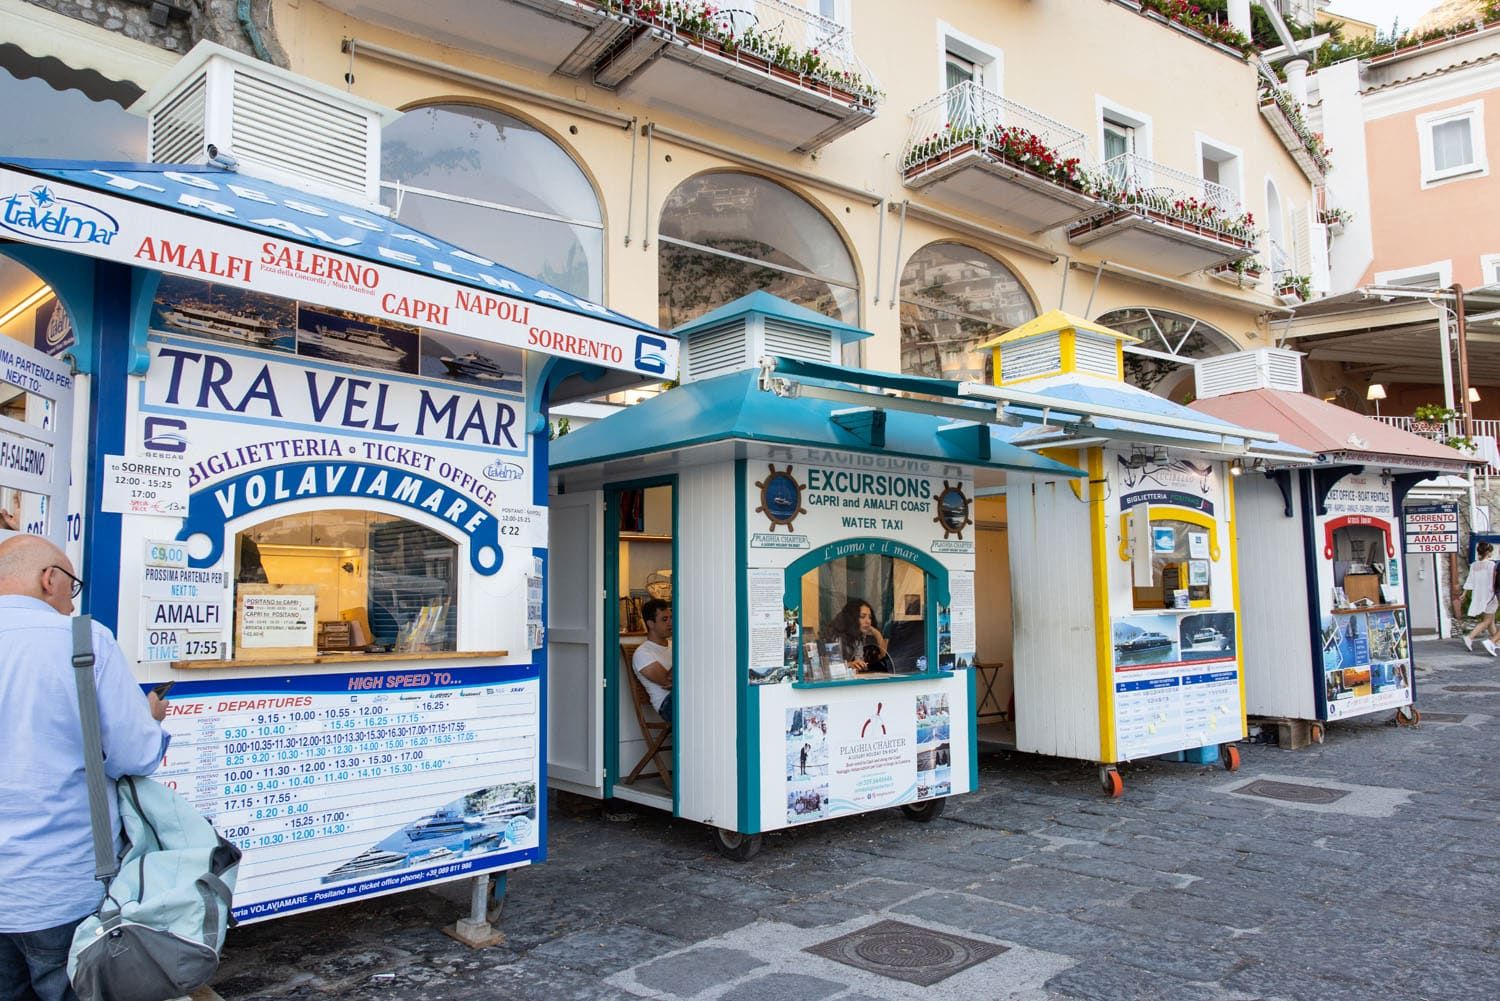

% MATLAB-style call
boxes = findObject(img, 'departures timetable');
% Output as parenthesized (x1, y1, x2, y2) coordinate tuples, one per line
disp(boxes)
(153, 670, 541, 921)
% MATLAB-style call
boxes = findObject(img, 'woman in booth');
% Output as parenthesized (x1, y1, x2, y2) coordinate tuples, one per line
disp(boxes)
(824, 599, 891, 673)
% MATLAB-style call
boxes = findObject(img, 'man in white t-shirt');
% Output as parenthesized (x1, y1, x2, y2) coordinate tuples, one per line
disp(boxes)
(632, 598, 673, 719)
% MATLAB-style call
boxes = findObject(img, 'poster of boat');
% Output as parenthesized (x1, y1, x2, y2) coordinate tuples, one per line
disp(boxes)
(151, 275, 296, 353)
(1113, 614, 1182, 668)
(1178, 611, 1235, 661)
(420, 331, 523, 393)
(296, 304, 419, 374)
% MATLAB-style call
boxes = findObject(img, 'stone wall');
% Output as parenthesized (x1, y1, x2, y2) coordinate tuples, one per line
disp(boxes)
(25, 0, 287, 65)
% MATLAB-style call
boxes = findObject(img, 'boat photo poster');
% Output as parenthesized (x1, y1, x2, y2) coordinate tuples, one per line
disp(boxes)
(151, 275, 523, 388)
(1110, 611, 1240, 760)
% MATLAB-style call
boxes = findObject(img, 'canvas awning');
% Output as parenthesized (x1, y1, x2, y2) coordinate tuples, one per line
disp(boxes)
(0, 158, 677, 385)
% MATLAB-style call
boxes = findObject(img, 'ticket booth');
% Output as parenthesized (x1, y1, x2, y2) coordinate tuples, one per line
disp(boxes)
(546, 294, 1084, 858)
(960, 313, 1315, 795)
(0, 44, 677, 936)
(1190, 349, 1477, 735)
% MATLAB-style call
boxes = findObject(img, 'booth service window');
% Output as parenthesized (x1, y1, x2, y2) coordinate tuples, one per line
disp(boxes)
(234, 511, 457, 655)
(1133, 518, 1212, 610)
(798, 554, 934, 682)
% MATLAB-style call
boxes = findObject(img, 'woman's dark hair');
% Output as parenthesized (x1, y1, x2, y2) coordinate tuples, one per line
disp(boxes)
(827, 598, 873, 643)
(1480, 542, 1494, 559)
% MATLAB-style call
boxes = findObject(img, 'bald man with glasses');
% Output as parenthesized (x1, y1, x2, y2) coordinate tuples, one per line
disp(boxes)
(0, 535, 168, 1001)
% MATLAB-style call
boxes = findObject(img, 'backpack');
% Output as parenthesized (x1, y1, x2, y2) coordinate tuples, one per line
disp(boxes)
(66, 616, 242, 1001)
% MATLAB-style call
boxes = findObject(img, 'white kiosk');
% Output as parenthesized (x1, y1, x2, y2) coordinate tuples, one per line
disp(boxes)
(546, 294, 1084, 857)
(1191, 349, 1476, 738)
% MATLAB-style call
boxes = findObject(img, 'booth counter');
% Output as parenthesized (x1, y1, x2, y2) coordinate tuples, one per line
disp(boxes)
(964, 313, 1315, 795)
(0, 45, 677, 930)
(1190, 350, 1477, 734)
(546, 294, 1084, 858)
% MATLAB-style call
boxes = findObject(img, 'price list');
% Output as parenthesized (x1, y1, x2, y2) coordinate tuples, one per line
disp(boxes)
(154, 670, 540, 921)
(1114, 665, 1239, 760)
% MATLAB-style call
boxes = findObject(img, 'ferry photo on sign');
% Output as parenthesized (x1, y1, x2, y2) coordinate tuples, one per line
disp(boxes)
(152, 274, 296, 354)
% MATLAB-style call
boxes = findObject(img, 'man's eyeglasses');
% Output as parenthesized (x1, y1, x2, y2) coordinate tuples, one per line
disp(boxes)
(46, 565, 84, 598)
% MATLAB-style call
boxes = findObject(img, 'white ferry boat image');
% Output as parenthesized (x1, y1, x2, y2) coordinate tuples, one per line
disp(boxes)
(481, 798, 530, 822)
(407, 807, 484, 840)
(301, 323, 409, 366)
(159, 301, 283, 346)
(1115, 631, 1173, 654)
(416, 847, 455, 863)
(441, 351, 505, 381)
(321, 848, 409, 883)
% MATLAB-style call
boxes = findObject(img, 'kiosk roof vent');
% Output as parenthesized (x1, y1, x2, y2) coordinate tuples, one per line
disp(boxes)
(1074, 332, 1121, 378)
(132, 42, 399, 209)
(764, 318, 836, 365)
(685, 321, 751, 381)
(1195, 348, 1304, 399)
(672, 292, 870, 384)
(999, 336, 1061, 383)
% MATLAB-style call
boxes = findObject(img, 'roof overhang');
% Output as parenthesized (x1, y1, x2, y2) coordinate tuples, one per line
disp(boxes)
(0, 159, 677, 389)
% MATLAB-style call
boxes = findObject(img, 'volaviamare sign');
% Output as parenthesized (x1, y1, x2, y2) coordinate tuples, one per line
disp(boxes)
(0, 164, 677, 380)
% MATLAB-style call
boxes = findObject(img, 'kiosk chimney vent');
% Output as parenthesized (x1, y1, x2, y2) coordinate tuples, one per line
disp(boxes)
(685, 321, 752, 381)
(1195, 348, 1304, 399)
(132, 42, 398, 209)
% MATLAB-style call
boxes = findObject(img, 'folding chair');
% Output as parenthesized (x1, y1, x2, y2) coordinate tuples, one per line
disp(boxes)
(621, 643, 673, 793)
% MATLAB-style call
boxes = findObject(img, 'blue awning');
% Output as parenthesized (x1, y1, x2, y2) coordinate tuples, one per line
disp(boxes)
(0, 158, 676, 381)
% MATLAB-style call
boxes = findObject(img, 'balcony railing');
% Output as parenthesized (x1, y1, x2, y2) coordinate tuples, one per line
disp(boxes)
(1375, 415, 1500, 474)
(900, 82, 1097, 232)
(590, 0, 881, 151)
(1258, 86, 1331, 183)
(1066, 153, 1257, 274)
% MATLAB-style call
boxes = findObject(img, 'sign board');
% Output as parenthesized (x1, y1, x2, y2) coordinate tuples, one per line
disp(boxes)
(0, 335, 74, 547)
(150, 668, 541, 923)
(101, 455, 188, 516)
(1403, 503, 1459, 553)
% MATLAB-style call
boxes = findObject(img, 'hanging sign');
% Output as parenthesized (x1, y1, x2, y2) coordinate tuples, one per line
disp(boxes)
(1403, 503, 1458, 553)
(101, 455, 188, 516)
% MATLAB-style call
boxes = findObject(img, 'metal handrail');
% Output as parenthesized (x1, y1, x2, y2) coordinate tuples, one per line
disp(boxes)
(902, 82, 1090, 176)
(1088, 152, 1254, 243)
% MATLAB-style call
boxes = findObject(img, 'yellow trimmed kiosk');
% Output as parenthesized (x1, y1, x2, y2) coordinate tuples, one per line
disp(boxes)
(1190, 349, 1478, 739)
(545, 293, 1085, 859)
(963, 312, 1315, 796)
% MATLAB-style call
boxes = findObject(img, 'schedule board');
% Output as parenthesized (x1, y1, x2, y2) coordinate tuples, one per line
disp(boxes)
(151, 665, 542, 923)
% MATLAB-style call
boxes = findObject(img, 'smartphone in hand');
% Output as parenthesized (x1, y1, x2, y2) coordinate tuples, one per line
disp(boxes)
(150, 680, 176, 698)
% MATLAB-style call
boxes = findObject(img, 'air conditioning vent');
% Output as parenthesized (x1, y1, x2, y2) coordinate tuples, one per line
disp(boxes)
(685, 322, 749, 381)
(1073, 332, 1118, 377)
(1000, 335, 1061, 383)
(1195, 348, 1304, 399)
(132, 41, 397, 208)
(763, 318, 835, 364)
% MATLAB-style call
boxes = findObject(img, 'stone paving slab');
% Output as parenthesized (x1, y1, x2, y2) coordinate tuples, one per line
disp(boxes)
(209, 640, 1500, 1000)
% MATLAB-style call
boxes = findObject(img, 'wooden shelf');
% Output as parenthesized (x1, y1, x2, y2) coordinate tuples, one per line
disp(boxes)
(1330, 603, 1405, 615)
(620, 533, 673, 543)
(170, 650, 509, 670)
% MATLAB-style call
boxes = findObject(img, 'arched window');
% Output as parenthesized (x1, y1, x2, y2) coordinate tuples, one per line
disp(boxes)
(898, 243, 1036, 382)
(381, 104, 603, 300)
(657, 172, 858, 329)
(1265, 178, 1287, 277)
(1096, 307, 1236, 401)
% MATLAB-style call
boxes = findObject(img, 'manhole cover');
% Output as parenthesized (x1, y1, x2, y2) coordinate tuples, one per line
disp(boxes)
(1443, 685, 1500, 693)
(1232, 779, 1350, 804)
(806, 919, 1006, 986)
(1418, 712, 1469, 723)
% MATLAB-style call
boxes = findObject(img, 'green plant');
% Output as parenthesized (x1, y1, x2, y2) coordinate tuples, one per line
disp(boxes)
(1313, 1, 1500, 67)
(1138, 0, 1255, 55)
(1445, 435, 1477, 452)
(1320, 207, 1353, 225)
(1413, 404, 1460, 423)
(1275, 273, 1313, 300)
(548, 416, 572, 440)
(1260, 86, 1333, 173)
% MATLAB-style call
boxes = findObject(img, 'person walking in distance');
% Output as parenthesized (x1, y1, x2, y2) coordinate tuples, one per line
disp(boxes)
(1462, 542, 1499, 656)
(0, 536, 169, 1001)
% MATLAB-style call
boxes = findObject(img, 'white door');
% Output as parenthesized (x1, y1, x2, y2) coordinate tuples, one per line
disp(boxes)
(546, 489, 605, 794)
(0, 336, 74, 549)
(1408, 553, 1440, 636)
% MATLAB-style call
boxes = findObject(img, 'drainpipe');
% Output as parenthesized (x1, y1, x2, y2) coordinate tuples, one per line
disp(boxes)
(237, 0, 273, 62)
(1455, 284, 1472, 427)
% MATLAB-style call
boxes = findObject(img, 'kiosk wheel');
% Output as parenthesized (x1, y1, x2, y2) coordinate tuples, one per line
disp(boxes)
(712, 828, 762, 862)
(1100, 766, 1123, 798)
(1395, 705, 1421, 727)
(900, 798, 947, 823)
(1220, 744, 1241, 772)
(1310, 722, 1326, 745)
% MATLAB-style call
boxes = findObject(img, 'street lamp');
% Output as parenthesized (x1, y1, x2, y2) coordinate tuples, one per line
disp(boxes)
(1469, 387, 1482, 403)
(1366, 383, 1386, 416)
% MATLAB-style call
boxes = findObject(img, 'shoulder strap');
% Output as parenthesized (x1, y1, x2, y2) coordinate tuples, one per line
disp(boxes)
(71, 615, 119, 883)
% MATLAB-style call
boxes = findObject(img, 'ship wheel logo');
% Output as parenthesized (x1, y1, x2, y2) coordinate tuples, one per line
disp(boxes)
(933, 481, 972, 539)
(755, 464, 806, 531)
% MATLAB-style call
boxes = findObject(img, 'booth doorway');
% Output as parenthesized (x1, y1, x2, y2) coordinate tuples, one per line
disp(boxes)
(606, 479, 677, 810)
(973, 494, 1015, 745)
(1408, 553, 1441, 636)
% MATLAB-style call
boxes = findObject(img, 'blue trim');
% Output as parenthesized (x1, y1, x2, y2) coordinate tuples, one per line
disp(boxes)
(126, 270, 161, 375)
(1297, 470, 1330, 721)
(966, 667, 979, 793)
(81, 262, 134, 631)
(734, 460, 757, 834)
(0, 245, 97, 372)
(793, 671, 953, 690)
(533, 428, 549, 862)
(526, 355, 607, 435)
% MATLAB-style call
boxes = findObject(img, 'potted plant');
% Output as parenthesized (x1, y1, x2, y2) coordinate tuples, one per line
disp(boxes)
(1209, 257, 1264, 286)
(1274, 273, 1312, 304)
(1412, 403, 1459, 434)
(1319, 207, 1352, 235)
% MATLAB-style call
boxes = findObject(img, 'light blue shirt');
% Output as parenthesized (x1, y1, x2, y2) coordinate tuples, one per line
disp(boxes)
(0, 596, 169, 932)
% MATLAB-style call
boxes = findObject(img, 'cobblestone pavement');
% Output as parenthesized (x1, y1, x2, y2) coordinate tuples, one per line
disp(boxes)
(212, 641, 1500, 1001)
